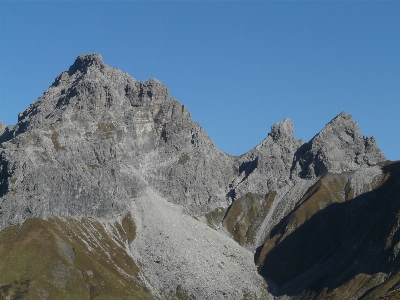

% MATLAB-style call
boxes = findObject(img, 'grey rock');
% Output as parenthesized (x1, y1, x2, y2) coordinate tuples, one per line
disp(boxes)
(55, 236, 76, 264)
(52, 261, 70, 289)
(129, 188, 270, 299)
(228, 118, 304, 201)
(0, 121, 14, 144)
(0, 120, 5, 134)
(292, 112, 386, 178)
(0, 53, 235, 229)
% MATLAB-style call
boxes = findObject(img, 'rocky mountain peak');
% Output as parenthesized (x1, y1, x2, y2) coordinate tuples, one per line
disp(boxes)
(229, 118, 303, 198)
(332, 110, 351, 120)
(15, 53, 175, 135)
(269, 118, 294, 142)
(322, 111, 358, 136)
(67, 53, 105, 75)
(294, 111, 386, 178)
(0, 53, 238, 227)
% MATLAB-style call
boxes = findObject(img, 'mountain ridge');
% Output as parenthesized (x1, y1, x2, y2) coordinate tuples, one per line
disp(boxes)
(0, 53, 385, 228)
(0, 53, 394, 300)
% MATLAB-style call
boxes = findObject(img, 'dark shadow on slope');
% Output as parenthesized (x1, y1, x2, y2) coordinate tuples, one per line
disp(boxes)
(256, 161, 400, 297)
(0, 128, 14, 201)
(0, 157, 10, 199)
(226, 189, 236, 202)
(291, 141, 329, 179)
(290, 142, 311, 179)
(226, 157, 259, 202)
(0, 127, 14, 145)
(239, 156, 258, 179)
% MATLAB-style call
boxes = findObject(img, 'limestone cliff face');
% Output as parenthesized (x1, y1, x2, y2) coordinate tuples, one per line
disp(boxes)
(293, 112, 385, 178)
(0, 54, 236, 229)
(229, 118, 304, 200)
(224, 112, 386, 204)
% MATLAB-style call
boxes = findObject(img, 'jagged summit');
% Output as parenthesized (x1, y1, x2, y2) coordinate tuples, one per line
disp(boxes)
(0, 53, 236, 227)
(227, 118, 303, 199)
(294, 111, 385, 177)
(269, 118, 295, 142)
(321, 111, 360, 138)
(16, 54, 172, 135)
(329, 110, 352, 122)
(67, 52, 105, 75)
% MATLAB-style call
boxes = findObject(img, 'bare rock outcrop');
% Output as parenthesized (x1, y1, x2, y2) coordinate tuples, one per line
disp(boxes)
(0, 121, 5, 135)
(292, 112, 385, 178)
(228, 118, 304, 200)
(0, 121, 13, 144)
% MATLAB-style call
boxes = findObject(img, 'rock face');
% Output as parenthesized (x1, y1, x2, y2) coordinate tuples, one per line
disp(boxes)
(0, 121, 13, 144)
(293, 112, 385, 178)
(0, 53, 391, 299)
(229, 118, 304, 200)
(0, 53, 236, 229)
(0, 121, 5, 135)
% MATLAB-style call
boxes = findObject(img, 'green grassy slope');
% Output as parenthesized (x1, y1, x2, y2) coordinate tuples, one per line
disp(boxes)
(205, 192, 276, 247)
(0, 214, 153, 300)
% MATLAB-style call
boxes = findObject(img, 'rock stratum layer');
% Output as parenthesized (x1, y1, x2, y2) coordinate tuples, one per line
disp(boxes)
(1, 53, 397, 300)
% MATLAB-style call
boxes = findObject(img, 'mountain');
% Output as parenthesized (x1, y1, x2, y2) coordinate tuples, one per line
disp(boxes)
(0, 53, 397, 300)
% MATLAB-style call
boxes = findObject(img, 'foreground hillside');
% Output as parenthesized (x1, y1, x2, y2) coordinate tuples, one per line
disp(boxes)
(0, 215, 151, 299)
(257, 161, 400, 299)
(0, 53, 398, 299)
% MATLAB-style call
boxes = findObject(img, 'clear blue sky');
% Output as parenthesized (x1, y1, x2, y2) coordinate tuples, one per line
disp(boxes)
(1, 1, 399, 160)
